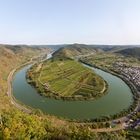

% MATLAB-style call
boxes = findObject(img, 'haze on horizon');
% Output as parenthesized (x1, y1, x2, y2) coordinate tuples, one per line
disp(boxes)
(0, 0, 140, 45)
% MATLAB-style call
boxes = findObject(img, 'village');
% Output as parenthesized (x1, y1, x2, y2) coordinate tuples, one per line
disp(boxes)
(114, 62, 140, 92)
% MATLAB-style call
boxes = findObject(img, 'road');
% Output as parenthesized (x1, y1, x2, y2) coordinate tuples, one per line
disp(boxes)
(90, 125, 125, 133)
(7, 62, 32, 113)
(6, 52, 140, 132)
(7, 53, 49, 114)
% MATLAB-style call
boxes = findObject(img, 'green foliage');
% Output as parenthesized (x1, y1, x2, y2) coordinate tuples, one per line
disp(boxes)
(1, 109, 131, 140)
(116, 47, 140, 58)
(52, 43, 101, 59)
(27, 58, 107, 100)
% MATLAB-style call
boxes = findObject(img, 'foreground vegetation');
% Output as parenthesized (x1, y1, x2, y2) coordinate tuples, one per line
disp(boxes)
(1, 109, 130, 140)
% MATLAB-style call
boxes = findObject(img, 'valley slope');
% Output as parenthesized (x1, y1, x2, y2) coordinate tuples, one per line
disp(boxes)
(27, 46, 107, 100)
(0, 44, 140, 139)
(115, 47, 140, 58)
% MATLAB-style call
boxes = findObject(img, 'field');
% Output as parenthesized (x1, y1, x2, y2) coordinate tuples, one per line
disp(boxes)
(80, 52, 140, 70)
(27, 58, 107, 100)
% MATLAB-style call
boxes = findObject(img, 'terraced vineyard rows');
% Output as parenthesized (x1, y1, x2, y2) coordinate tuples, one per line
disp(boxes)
(27, 58, 107, 100)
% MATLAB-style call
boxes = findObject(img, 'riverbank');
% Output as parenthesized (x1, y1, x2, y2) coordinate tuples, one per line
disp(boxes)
(12, 57, 133, 121)
(7, 68, 32, 113)
(79, 60, 140, 122)
(8, 53, 136, 132)
(7, 52, 50, 114)
(26, 58, 109, 101)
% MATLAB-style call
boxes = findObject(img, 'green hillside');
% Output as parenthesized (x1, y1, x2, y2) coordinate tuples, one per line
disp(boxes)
(0, 45, 50, 109)
(27, 58, 107, 100)
(115, 47, 140, 58)
(52, 43, 102, 59)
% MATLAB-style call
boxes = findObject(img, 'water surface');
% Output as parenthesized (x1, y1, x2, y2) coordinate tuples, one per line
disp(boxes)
(12, 63, 133, 120)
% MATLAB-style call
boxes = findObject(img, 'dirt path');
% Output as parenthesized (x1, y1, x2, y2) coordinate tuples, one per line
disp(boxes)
(90, 124, 124, 132)
(36, 63, 43, 72)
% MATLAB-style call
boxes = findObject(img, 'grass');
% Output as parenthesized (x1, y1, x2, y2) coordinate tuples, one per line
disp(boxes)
(80, 52, 140, 70)
(27, 58, 107, 100)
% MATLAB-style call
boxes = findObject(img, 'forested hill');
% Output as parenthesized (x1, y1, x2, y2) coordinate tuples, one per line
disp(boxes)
(115, 47, 140, 58)
(52, 44, 102, 59)
(0, 44, 47, 53)
(0, 44, 50, 95)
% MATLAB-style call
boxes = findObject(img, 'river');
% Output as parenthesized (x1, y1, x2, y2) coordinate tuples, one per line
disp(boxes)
(12, 58, 133, 120)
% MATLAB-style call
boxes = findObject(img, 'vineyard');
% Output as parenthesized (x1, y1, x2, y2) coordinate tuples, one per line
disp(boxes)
(27, 58, 107, 100)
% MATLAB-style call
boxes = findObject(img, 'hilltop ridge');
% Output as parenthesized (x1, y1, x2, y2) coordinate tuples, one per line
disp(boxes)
(52, 43, 102, 59)
(115, 47, 140, 58)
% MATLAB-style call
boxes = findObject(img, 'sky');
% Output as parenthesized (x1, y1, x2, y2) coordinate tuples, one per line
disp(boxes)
(0, 0, 140, 45)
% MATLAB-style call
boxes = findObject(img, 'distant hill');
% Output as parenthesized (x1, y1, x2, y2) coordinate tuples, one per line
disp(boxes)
(31, 44, 140, 52)
(115, 47, 140, 58)
(0, 44, 50, 83)
(31, 44, 67, 51)
(90, 45, 140, 52)
(52, 44, 102, 59)
(0, 44, 47, 54)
